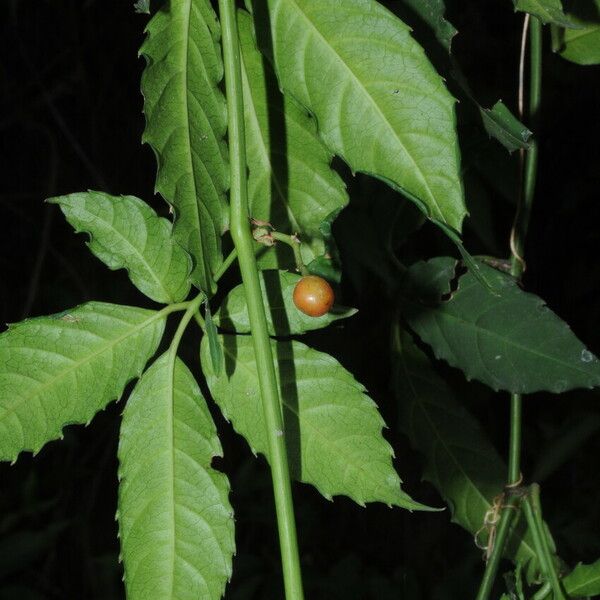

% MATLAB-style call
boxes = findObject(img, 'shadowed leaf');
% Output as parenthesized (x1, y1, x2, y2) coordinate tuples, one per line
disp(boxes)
(250, 0, 466, 230)
(404, 257, 600, 393)
(239, 10, 348, 269)
(201, 334, 431, 510)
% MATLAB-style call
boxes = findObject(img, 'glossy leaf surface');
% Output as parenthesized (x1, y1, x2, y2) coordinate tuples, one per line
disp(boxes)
(239, 10, 348, 269)
(118, 354, 234, 600)
(215, 270, 356, 335)
(252, 0, 466, 230)
(49, 192, 191, 304)
(201, 334, 429, 510)
(141, 0, 229, 293)
(0, 303, 166, 461)
(404, 257, 600, 393)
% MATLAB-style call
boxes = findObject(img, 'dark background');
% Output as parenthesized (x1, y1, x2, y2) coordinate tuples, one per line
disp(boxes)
(1, 1, 599, 598)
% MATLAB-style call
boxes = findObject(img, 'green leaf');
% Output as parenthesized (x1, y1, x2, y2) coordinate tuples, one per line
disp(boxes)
(134, 0, 150, 14)
(513, 0, 576, 26)
(305, 208, 346, 284)
(563, 559, 600, 597)
(141, 0, 229, 294)
(215, 270, 356, 336)
(557, 0, 600, 65)
(118, 353, 234, 600)
(251, 0, 467, 231)
(0, 302, 166, 462)
(49, 192, 191, 304)
(201, 334, 430, 510)
(479, 101, 533, 152)
(401, 0, 457, 51)
(451, 63, 532, 154)
(431, 220, 497, 292)
(238, 10, 348, 270)
(204, 303, 223, 376)
(404, 257, 600, 393)
(392, 328, 540, 578)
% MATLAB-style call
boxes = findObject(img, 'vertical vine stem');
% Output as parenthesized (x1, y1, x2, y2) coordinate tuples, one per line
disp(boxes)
(522, 485, 567, 599)
(218, 2, 305, 599)
(475, 15, 542, 600)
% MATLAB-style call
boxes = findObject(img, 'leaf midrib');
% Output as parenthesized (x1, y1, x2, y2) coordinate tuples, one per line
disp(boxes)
(282, 0, 445, 221)
(0, 310, 164, 424)
(565, 23, 600, 44)
(424, 296, 598, 379)
(182, 0, 207, 280)
(565, 562, 600, 594)
(219, 338, 422, 508)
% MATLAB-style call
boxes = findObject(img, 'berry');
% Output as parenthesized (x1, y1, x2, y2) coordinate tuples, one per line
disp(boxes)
(292, 275, 335, 317)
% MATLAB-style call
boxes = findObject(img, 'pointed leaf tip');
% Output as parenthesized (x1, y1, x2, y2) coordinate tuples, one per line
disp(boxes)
(255, 0, 466, 230)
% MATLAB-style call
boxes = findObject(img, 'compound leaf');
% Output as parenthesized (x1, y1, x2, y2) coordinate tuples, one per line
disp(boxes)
(404, 257, 600, 393)
(201, 334, 431, 510)
(215, 270, 356, 335)
(49, 191, 191, 304)
(239, 10, 348, 269)
(118, 353, 234, 600)
(0, 302, 166, 462)
(251, 0, 466, 230)
(141, 0, 229, 293)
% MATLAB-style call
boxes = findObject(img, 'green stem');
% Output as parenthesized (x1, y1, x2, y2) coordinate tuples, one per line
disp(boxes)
(214, 248, 238, 283)
(508, 393, 523, 484)
(476, 16, 542, 600)
(532, 582, 552, 600)
(522, 485, 566, 599)
(510, 17, 541, 279)
(218, 2, 305, 599)
(168, 293, 204, 355)
(193, 311, 206, 331)
(161, 299, 197, 316)
(474, 496, 521, 600)
(271, 231, 308, 276)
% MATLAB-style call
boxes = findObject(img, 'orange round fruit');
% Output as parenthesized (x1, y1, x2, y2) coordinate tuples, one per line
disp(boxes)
(292, 275, 335, 317)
